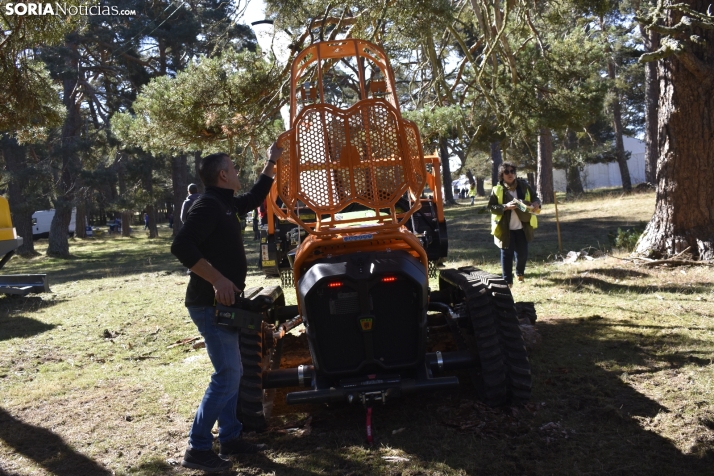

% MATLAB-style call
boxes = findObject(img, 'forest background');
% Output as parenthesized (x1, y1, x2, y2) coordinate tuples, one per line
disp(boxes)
(1, 0, 713, 261)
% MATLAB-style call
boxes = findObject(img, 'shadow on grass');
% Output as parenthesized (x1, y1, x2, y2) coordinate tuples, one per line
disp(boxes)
(237, 316, 713, 475)
(0, 407, 111, 475)
(585, 267, 650, 278)
(0, 315, 55, 342)
(545, 275, 712, 294)
(6, 237, 182, 286)
(129, 457, 173, 475)
(0, 296, 64, 341)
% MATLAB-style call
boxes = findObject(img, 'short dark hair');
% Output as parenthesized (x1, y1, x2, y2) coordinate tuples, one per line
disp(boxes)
(199, 153, 230, 187)
(497, 161, 518, 183)
(187, 183, 198, 194)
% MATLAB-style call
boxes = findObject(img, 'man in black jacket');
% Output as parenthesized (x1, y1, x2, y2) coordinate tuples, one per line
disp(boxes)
(171, 143, 281, 472)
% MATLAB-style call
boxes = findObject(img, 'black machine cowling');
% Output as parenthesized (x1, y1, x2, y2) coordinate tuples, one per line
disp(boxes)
(297, 251, 428, 377)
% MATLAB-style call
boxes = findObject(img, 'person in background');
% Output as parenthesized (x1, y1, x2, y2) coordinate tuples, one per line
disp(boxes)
(487, 162, 541, 288)
(171, 143, 281, 473)
(143, 212, 149, 230)
(469, 183, 477, 206)
(180, 183, 201, 224)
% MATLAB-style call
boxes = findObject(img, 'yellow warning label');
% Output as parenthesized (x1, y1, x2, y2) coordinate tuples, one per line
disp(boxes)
(262, 260, 276, 267)
(360, 318, 373, 331)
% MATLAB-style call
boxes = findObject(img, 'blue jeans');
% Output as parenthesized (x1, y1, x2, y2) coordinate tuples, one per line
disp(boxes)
(500, 229, 528, 285)
(187, 306, 243, 450)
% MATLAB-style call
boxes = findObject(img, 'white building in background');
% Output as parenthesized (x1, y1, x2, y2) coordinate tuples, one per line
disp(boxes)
(553, 136, 646, 191)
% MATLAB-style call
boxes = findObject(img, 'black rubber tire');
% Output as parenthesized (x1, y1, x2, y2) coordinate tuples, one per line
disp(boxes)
(237, 323, 283, 432)
(439, 267, 532, 406)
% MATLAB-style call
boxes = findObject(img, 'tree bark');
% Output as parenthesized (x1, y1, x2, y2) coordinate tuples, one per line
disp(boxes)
(643, 29, 660, 184)
(566, 166, 584, 195)
(476, 178, 485, 196)
(121, 211, 132, 237)
(490, 141, 502, 186)
(565, 130, 584, 195)
(194, 151, 203, 192)
(75, 200, 87, 238)
(536, 128, 554, 204)
(171, 154, 187, 236)
(48, 39, 82, 258)
(636, 1, 714, 259)
(527, 172, 535, 189)
(440, 138, 456, 205)
(605, 45, 632, 192)
(1, 135, 35, 256)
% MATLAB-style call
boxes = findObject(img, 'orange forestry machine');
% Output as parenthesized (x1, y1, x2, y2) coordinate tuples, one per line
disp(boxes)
(236, 40, 531, 435)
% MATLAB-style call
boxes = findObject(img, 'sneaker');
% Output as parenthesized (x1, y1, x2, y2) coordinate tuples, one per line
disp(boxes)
(181, 448, 232, 473)
(219, 436, 267, 457)
(517, 275, 525, 283)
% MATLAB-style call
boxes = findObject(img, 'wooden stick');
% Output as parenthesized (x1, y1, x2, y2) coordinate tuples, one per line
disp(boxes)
(553, 190, 562, 253)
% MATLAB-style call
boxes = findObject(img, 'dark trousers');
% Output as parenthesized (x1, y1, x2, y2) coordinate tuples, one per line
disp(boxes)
(500, 229, 528, 284)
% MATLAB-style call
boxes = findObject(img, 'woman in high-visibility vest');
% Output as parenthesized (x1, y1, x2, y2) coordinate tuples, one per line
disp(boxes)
(487, 162, 541, 288)
(468, 183, 477, 205)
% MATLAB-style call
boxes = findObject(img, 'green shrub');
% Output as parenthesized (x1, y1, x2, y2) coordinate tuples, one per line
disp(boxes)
(608, 224, 646, 251)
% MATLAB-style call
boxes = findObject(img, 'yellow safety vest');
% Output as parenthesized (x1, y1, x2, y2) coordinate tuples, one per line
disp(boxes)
(491, 183, 538, 236)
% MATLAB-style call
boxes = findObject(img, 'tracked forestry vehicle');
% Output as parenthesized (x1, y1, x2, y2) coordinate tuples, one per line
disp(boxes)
(234, 40, 532, 433)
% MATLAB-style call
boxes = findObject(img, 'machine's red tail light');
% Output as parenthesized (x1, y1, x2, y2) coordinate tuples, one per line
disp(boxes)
(327, 281, 343, 288)
(382, 276, 397, 283)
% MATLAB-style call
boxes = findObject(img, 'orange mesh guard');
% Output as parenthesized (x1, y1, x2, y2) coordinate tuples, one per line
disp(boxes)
(266, 40, 434, 285)
(270, 39, 427, 236)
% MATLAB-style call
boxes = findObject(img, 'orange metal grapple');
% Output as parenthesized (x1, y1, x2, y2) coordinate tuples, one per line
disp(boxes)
(266, 39, 445, 285)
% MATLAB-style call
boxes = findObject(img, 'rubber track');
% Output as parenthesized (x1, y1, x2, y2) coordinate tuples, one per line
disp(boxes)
(467, 268, 532, 404)
(280, 270, 293, 287)
(439, 269, 507, 406)
(440, 267, 532, 406)
(237, 327, 269, 431)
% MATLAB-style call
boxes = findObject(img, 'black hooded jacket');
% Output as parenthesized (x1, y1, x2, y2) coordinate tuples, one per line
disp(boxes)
(171, 175, 273, 306)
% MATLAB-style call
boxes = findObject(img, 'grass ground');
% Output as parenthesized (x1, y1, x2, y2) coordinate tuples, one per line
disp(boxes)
(1, 189, 712, 475)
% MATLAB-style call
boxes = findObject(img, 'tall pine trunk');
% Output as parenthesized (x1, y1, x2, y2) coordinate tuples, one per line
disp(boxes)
(476, 178, 485, 196)
(636, 1, 714, 259)
(602, 16, 632, 192)
(643, 29, 660, 184)
(608, 58, 632, 192)
(121, 211, 132, 237)
(114, 154, 132, 238)
(143, 165, 158, 238)
(1, 135, 35, 256)
(48, 39, 81, 258)
(490, 141, 502, 187)
(440, 138, 456, 205)
(193, 151, 203, 193)
(75, 200, 86, 238)
(536, 128, 554, 204)
(565, 130, 584, 195)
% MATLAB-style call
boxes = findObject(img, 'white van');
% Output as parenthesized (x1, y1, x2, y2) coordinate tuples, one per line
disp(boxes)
(32, 208, 76, 239)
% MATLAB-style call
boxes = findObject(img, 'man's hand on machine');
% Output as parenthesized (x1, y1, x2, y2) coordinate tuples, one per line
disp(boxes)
(262, 142, 283, 178)
(212, 276, 242, 306)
